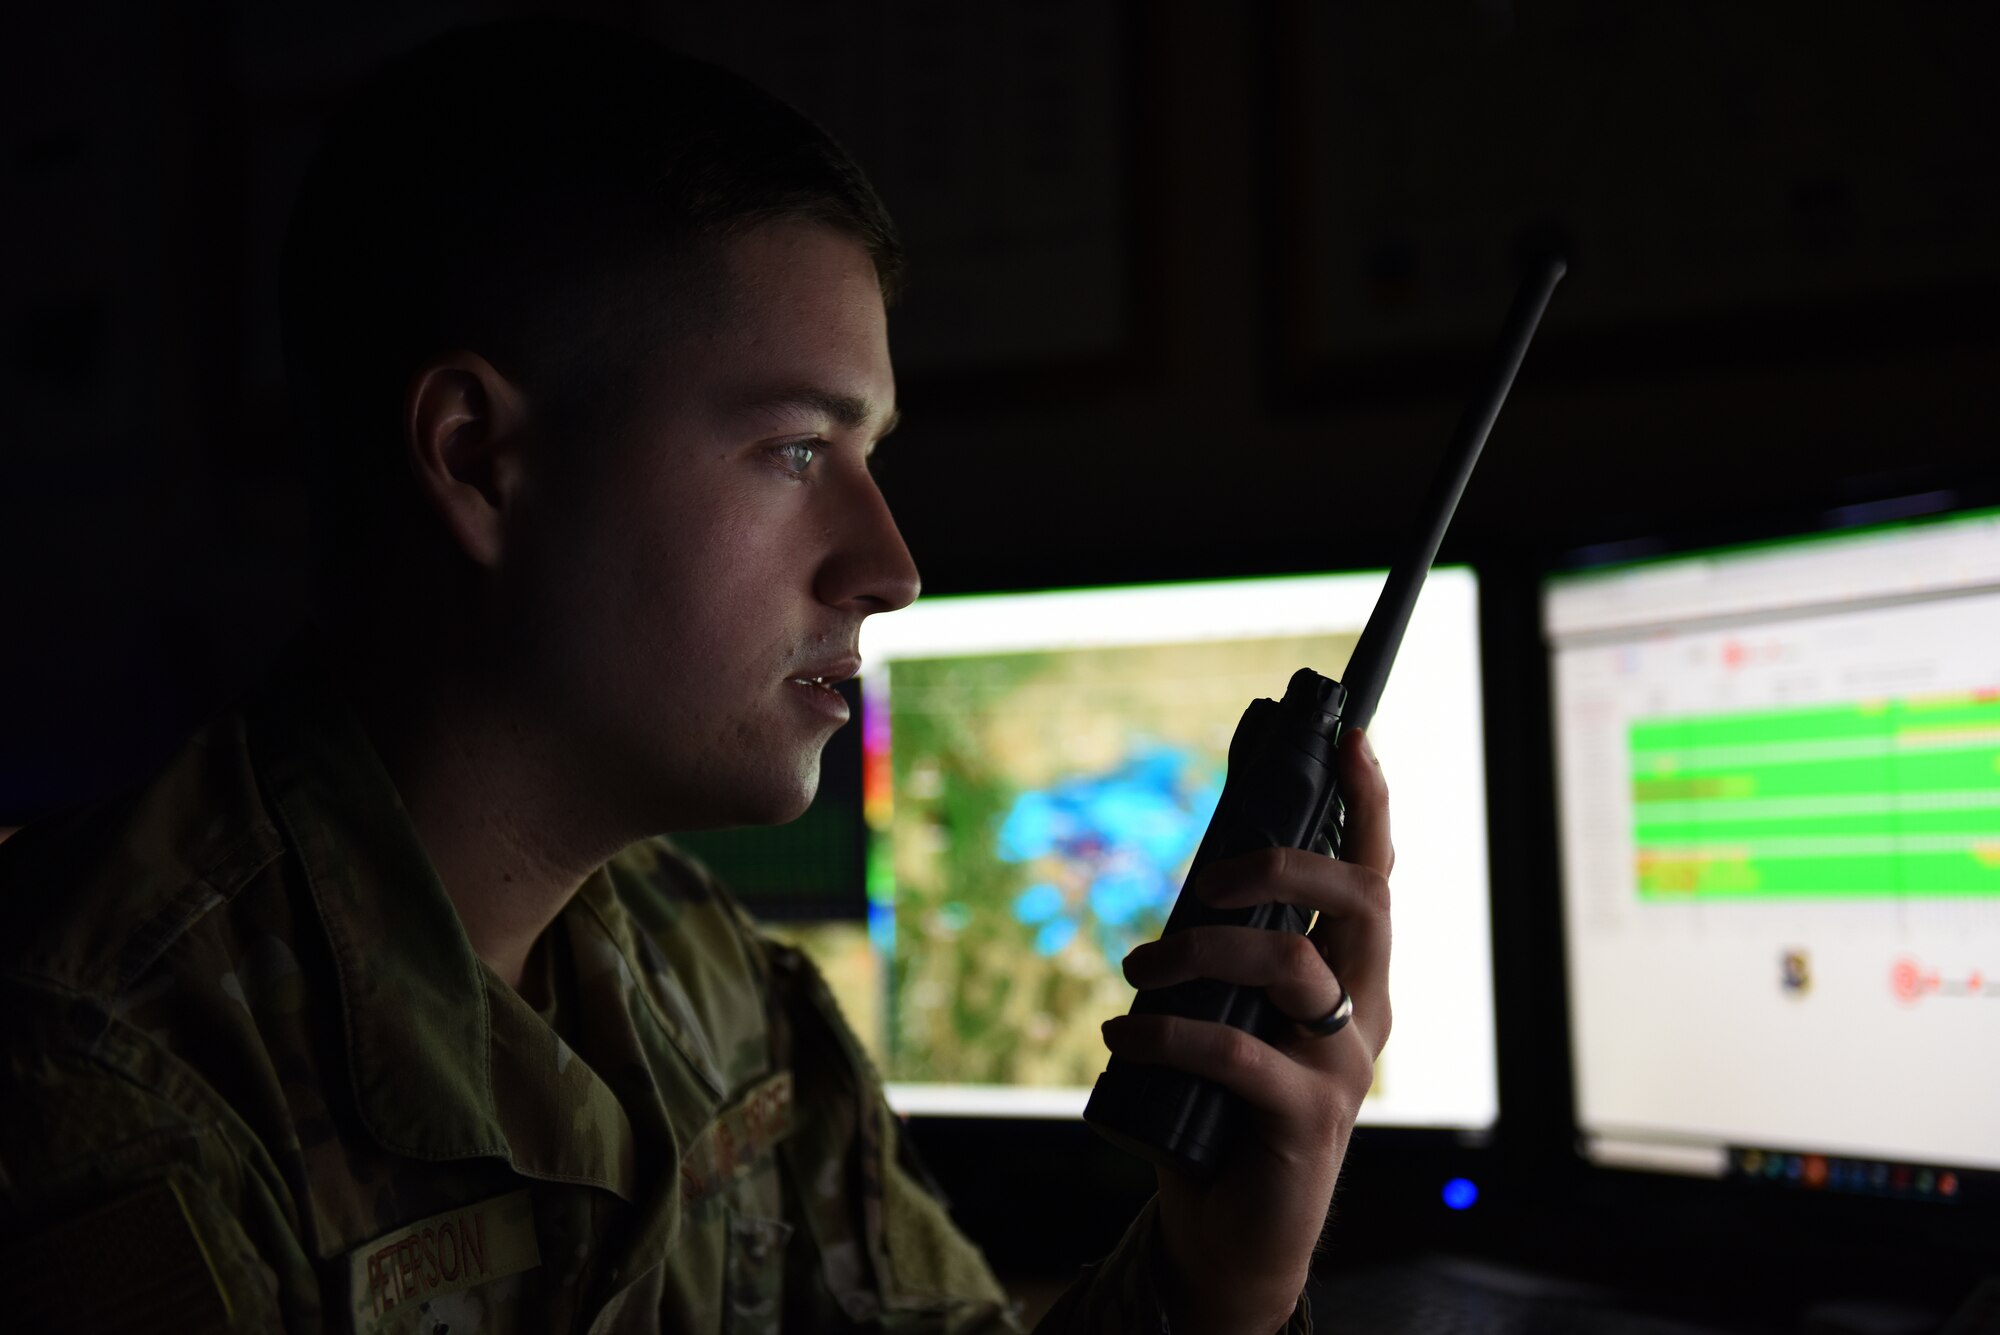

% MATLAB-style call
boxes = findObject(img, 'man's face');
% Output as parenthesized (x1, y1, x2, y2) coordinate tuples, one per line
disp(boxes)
(500, 220, 917, 832)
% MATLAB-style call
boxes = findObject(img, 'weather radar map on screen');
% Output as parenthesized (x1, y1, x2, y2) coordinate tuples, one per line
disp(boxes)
(1546, 506, 2000, 1191)
(857, 569, 1496, 1130)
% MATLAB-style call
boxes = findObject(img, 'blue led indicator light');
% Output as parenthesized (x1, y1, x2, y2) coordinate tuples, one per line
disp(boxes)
(1442, 1178, 1478, 1211)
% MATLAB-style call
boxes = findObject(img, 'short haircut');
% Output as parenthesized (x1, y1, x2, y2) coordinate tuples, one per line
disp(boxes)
(278, 17, 903, 593)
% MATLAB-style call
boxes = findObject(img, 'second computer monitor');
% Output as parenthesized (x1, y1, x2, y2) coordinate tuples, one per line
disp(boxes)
(1546, 505, 2000, 1198)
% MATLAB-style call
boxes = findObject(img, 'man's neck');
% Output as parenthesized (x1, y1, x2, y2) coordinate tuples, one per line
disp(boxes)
(324, 620, 632, 991)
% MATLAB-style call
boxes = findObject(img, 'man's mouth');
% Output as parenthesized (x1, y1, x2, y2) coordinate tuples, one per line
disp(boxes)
(785, 655, 862, 691)
(785, 664, 855, 723)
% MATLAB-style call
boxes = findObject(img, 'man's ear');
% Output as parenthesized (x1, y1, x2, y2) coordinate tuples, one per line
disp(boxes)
(401, 351, 533, 571)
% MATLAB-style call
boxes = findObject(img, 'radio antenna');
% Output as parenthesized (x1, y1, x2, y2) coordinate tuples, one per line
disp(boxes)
(1341, 253, 1566, 731)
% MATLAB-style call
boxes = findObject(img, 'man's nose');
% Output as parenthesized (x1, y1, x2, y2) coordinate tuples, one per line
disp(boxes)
(816, 467, 921, 615)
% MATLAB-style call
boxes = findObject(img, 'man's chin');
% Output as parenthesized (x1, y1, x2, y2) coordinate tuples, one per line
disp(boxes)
(740, 785, 818, 829)
(664, 766, 820, 832)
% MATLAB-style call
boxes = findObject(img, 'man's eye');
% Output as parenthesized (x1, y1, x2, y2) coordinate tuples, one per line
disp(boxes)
(773, 440, 819, 475)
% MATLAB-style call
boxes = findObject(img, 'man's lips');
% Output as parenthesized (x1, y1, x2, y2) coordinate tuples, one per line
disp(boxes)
(785, 654, 862, 689)
(785, 654, 857, 726)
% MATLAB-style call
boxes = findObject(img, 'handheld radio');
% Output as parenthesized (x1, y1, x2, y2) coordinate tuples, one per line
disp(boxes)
(1081, 254, 1566, 1174)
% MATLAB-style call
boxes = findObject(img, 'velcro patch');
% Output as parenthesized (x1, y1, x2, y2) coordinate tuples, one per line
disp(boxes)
(345, 1189, 540, 1334)
(680, 1070, 797, 1207)
(0, 1177, 232, 1334)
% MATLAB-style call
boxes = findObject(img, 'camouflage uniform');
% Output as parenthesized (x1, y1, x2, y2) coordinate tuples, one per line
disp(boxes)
(0, 635, 1313, 1333)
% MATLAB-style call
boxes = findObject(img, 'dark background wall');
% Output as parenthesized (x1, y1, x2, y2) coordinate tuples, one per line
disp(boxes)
(4, 0, 1996, 823)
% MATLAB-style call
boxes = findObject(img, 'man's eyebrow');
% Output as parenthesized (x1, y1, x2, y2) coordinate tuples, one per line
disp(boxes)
(727, 385, 901, 442)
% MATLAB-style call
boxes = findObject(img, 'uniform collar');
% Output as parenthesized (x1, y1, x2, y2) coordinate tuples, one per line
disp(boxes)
(242, 628, 639, 1200)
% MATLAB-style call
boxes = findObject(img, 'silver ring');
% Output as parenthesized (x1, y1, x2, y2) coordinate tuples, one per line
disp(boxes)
(1297, 987, 1353, 1038)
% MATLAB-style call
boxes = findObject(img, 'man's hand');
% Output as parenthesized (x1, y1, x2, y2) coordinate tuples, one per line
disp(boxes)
(1102, 727, 1393, 1334)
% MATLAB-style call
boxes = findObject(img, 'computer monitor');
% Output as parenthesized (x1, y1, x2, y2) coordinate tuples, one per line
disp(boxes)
(1544, 504, 2000, 1202)
(855, 566, 1497, 1132)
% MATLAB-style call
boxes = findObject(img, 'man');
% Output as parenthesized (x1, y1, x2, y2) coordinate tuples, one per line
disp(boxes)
(0, 18, 1391, 1333)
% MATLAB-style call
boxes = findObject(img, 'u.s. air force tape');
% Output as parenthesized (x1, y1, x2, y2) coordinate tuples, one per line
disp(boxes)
(345, 1188, 541, 1334)
(680, 1069, 798, 1208)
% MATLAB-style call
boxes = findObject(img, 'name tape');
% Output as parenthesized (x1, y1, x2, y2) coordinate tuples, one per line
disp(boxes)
(345, 1188, 540, 1333)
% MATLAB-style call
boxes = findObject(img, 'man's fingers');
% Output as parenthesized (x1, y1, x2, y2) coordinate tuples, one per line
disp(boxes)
(1195, 844, 1389, 920)
(1100, 1012, 1368, 1125)
(1123, 925, 1344, 1026)
(1338, 728, 1393, 876)
(1189, 846, 1391, 1038)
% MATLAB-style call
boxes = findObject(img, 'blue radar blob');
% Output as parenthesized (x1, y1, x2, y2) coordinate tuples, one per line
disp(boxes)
(1013, 882, 1065, 924)
(995, 741, 1224, 967)
(1033, 918, 1079, 956)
